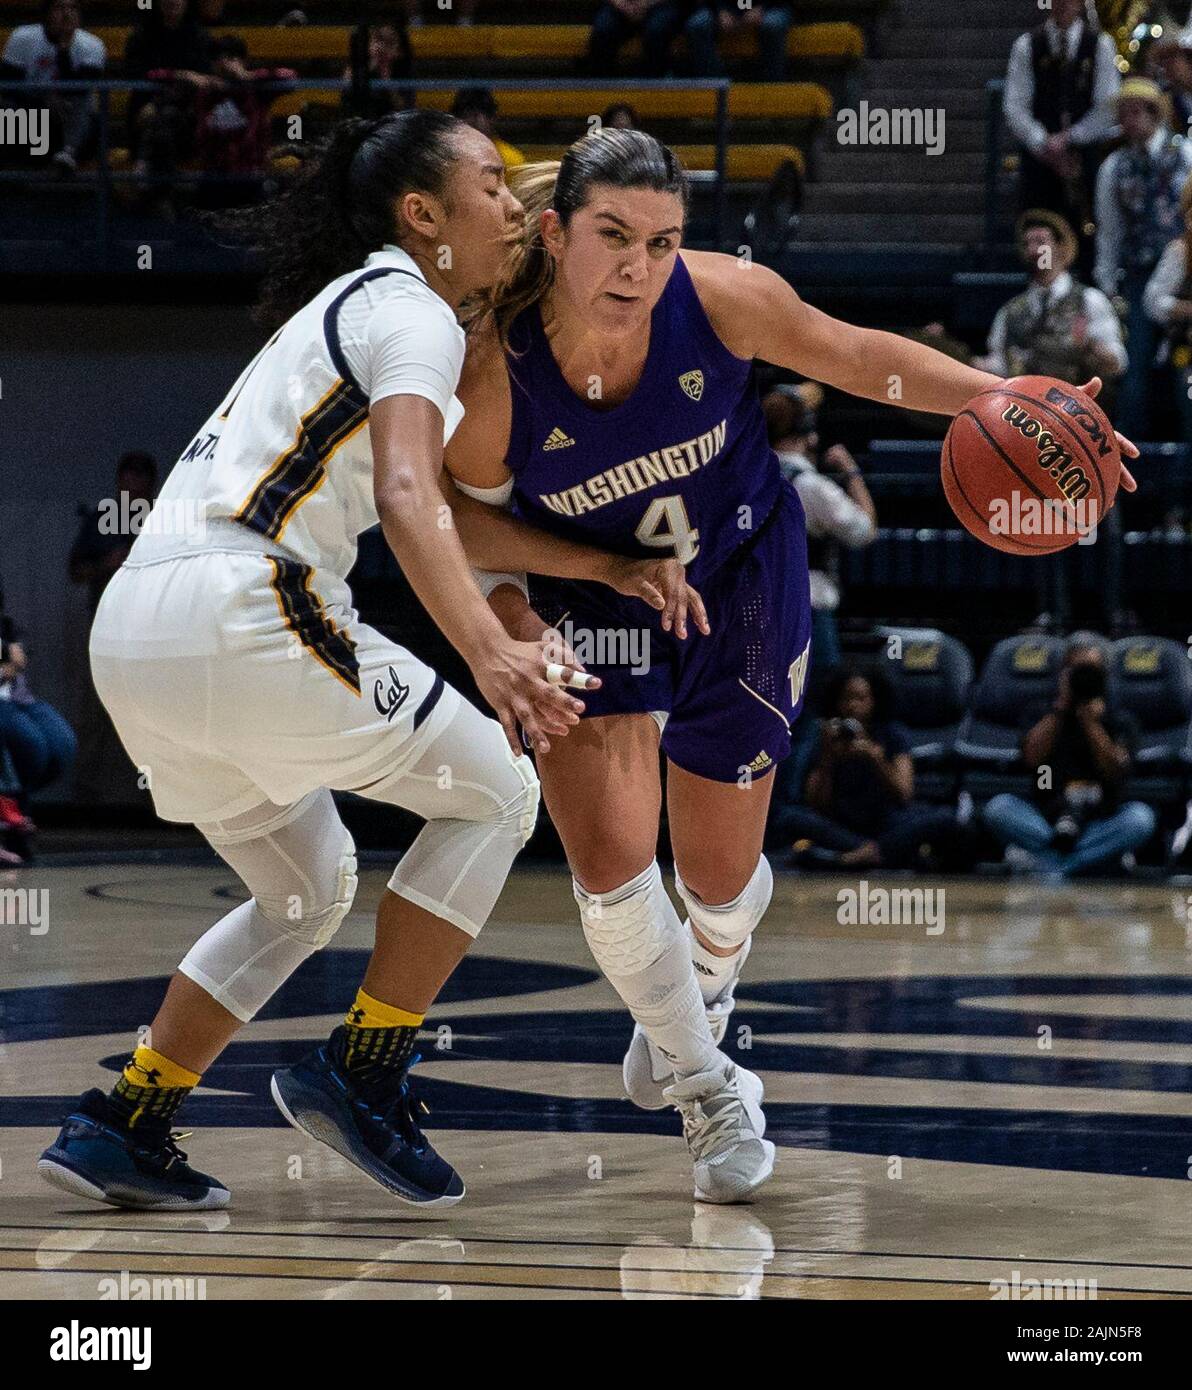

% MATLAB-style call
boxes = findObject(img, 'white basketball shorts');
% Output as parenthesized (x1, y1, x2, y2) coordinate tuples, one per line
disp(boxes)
(90, 548, 462, 825)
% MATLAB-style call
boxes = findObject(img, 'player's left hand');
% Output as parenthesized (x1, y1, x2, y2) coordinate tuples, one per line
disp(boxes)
(601, 556, 711, 641)
(1077, 377, 1138, 493)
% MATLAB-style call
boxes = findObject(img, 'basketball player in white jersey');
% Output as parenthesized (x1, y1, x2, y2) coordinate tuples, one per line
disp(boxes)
(37, 111, 691, 1211)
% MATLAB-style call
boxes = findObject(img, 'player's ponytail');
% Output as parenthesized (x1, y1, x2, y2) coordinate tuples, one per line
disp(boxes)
(477, 128, 688, 350)
(215, 109, 463, 330)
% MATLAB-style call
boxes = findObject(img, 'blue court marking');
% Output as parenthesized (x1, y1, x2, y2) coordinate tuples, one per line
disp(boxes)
(4, 957, 1191, 1180)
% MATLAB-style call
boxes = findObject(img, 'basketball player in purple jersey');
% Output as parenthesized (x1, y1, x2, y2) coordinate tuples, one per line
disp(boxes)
(446, 130, 1138, 1202)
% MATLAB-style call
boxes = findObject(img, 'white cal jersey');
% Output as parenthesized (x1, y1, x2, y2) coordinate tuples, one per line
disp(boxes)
(129, 245, 466, 583)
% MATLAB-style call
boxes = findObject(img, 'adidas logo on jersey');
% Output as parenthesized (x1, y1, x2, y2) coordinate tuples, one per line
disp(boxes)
(747, 751, 773, 773)
(679, 369, 704, 401)
(542, 427, 575, 452)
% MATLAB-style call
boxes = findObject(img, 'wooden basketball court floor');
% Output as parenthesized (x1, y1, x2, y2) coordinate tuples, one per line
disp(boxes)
(2, 860, 1191, 1300)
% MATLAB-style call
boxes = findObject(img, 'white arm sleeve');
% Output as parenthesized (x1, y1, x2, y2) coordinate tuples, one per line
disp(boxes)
(452, 477, 529, 602)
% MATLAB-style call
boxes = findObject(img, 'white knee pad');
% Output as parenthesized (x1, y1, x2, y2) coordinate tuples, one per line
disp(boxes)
(183, 792, 359, 1021)
(574, 860, 722, 1076)
(574, 860, 677, 976)
(386, 734, 541, 940)
(675, 856, 773, 951)
(504, 752, 541, 848)
(251, 838, 358, 949)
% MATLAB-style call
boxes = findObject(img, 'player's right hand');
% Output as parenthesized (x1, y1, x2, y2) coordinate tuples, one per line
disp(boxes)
(470, 633, 589, 758)
(602, 556, 710, 641)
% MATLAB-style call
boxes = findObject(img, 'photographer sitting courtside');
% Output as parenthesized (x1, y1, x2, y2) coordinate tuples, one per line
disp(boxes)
(983, 635, 1156, 876)
(771, 668, 964, 870)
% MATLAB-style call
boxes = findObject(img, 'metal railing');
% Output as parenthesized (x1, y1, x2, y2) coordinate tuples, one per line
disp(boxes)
(0, 76, 734, 269)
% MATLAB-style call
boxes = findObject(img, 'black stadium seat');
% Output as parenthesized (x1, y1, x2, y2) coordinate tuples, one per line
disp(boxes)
(1108, 637, 1192, 808)
(844, 626, 973, 801)
(956, 634, 1064, 801)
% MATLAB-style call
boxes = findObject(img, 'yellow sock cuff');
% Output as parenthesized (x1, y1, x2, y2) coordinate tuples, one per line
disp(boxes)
(347, 988, 424, 1031)
(122, 1045, 201, 1090)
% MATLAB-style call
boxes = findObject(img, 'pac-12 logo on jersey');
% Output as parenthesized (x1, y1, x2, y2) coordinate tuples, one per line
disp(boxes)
(679, 370, 704, 402)
(374, 666, 410, 722)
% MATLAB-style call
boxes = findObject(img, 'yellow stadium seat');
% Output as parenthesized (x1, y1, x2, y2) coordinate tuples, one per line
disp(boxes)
(266, 82, 831, 123)
(518, 143, 806, 181)
(42, 22, 863, 68)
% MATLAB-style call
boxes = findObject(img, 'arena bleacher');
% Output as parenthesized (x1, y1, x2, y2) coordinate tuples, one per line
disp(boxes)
(6, 0, 1192, 873)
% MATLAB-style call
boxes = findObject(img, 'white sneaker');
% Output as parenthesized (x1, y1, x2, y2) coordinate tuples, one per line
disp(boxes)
(665, 1059, 775, 1204)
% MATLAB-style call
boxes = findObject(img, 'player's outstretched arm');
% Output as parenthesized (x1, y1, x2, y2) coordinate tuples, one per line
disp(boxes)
(685, 252, 1138, 492)
(371, 392, 586, 755)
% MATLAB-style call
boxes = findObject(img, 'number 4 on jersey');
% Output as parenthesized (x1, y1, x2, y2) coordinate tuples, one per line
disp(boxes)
(635, 494, 700, 566)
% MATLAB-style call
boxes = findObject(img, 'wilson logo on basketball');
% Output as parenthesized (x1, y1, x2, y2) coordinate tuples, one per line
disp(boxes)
(1001, 404, 1092, 502)
(1043, 385, 1115, 459)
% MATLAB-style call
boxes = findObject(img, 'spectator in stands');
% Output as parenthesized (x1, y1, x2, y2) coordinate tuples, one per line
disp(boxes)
(186, 36, 297, 205)
(70, 452, 157, 615)
(980, 211, 1127, 388)
(601, 101, 640, 130)
(400, 0, 480, 24)
(0, 580, 77, 859)
(685, 1, 794, 83)
(123, 0, 212, 188)
(1003, 0, 1119, 256)
(588, 1, 688, 78)
(342, 21, 414, 119)
(770, 668, 963, 870)
(1144, 174, 1192, 440)
(1148, 20, 1192, 134)
(451, 86, 524, 168)
(764, 382, 876, 685)
(0, 0, 107, 175)
(1094, 78, 1192, 440)
(983, 634, 1156, 876)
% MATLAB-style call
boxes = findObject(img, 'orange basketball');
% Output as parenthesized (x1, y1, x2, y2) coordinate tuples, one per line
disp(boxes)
(941, 375, 1120, 555)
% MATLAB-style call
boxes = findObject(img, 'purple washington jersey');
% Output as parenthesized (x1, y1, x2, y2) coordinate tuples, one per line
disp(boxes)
(503, 254, 813, 783)
(504, 254, 782, 585)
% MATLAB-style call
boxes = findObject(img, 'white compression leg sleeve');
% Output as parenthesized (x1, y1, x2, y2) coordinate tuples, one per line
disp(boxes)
(676, 856, 773, 1007)
(345, 694, 539, 939)
(574, 861, 722, 1079)
(183, 789, 358, 1023)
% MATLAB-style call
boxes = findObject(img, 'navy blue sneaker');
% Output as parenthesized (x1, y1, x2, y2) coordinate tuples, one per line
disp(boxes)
(37, 1090, 230, 1210)
(270, 1027, 464, 1207)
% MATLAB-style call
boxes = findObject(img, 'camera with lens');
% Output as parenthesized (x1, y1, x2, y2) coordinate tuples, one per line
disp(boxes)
(1067, 661, 1105, 706)
(827, 717, 864, 744)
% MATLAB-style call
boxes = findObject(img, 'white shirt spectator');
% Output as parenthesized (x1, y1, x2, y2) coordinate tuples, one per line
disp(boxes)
(1004, 19, 1120, 154)
(1093, 128, 1192, 296)
(775, 451, 875, 612)
(985, 271, 1128, 376)
(1143, 238, 1189, 323)
(1, 23, 106, 79)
